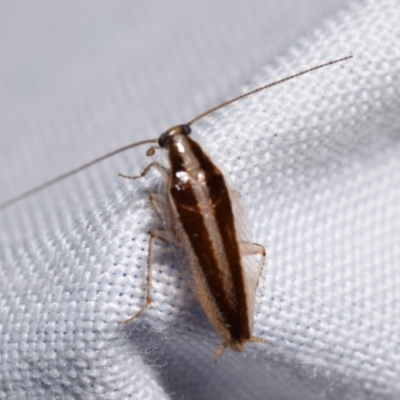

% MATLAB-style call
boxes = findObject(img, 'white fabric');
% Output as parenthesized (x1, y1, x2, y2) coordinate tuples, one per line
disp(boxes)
(1, 0, 399, 399)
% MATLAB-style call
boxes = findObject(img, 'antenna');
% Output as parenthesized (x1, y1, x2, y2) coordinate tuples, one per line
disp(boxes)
(0, 55, 352, 211)
(187, 55, 353, 125)
(0, 139, 157, 211)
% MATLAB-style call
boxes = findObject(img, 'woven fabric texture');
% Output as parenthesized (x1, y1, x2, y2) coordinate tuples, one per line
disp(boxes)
(0, 1, 399, 399)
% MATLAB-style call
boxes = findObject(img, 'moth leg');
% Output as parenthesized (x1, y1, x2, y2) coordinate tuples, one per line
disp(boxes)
(214, 342, 228, 362)
(118, 229, 172, 325)
(249, 337, 268, 345)
(215, 337, 267, 361)
(118, 162, 168, 180)
(149, 192, 166, 219)
(239, 242, 266, 291)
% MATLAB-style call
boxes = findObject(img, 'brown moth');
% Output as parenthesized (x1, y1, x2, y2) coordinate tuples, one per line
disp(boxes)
(117, 124, 267, 360)
(0, 56, 352, 360)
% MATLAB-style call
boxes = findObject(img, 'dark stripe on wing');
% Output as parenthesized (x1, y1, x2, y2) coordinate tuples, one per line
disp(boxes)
(169, 136, 250, 342)
(188, 138, 250, 341)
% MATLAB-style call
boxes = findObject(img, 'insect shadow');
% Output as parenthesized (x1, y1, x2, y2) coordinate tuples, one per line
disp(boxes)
(123, 316, 345, 400)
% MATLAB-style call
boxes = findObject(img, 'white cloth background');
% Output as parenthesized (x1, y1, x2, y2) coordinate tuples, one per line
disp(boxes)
(1, 0, 399, 399)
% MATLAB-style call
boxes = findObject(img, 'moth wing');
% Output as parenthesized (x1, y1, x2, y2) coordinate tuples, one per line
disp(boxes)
(228, 185, 263, 324)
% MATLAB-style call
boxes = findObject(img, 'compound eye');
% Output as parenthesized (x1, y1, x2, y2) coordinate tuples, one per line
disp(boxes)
(158, 132, 171, 148)
(181, 124, 191, 135)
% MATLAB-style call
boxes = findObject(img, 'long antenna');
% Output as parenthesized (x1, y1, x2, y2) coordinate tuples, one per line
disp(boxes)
(187, 55, 353, 125)
(0, 55, 352, 211)
(0, 139, 157, 211)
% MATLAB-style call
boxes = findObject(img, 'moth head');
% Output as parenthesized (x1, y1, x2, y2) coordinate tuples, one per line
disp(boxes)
(158, 124, 191, 149)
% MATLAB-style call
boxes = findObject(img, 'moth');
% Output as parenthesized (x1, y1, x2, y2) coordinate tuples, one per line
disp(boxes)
(0, 55, 352, 360)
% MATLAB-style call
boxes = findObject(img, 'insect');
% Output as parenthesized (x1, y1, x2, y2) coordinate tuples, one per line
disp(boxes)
(0, 55, 352, 360)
